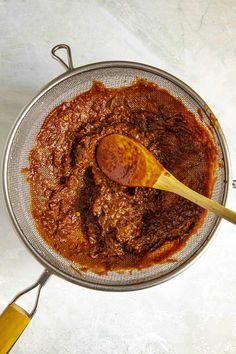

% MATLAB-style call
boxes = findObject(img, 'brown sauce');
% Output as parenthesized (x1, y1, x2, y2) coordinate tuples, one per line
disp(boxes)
(26, 79, 217, 274)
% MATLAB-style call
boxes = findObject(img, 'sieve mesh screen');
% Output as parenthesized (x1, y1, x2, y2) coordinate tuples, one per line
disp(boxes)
(4, 63, 228, 290)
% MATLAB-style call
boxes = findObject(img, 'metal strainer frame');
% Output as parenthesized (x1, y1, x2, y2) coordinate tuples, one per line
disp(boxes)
(1, 44, 234, 333)
(3, 43, 233, 291)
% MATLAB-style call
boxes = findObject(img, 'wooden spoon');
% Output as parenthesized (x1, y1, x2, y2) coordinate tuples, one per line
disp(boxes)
(96, 133, 236, 225)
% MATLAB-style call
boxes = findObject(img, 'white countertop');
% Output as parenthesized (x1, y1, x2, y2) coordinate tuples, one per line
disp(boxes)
(1, 1, 236, 353)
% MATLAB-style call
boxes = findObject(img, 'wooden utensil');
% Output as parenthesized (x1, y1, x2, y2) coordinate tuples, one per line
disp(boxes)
(96, 134, 236, 225)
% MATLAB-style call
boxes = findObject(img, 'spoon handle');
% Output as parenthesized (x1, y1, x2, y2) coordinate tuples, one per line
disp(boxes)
(154, 173, 236, 225)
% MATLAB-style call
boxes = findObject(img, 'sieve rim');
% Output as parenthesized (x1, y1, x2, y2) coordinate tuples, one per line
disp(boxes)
(2, 60, 231, 291)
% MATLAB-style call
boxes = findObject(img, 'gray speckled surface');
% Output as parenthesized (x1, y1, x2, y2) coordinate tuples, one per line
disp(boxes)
(0, 0, 236, 353)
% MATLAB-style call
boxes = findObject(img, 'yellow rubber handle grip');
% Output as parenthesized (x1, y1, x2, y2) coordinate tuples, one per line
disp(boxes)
(0, 303, 31, 354)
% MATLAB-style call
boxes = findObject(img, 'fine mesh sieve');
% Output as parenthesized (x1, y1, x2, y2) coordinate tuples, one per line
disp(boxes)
(3, 45, 230, 292)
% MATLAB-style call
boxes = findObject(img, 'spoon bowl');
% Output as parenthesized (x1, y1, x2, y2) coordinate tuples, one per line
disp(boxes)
(96, 133, 164, 187)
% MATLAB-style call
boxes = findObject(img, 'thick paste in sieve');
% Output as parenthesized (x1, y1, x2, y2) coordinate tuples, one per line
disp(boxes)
(27, 79, 217, 273)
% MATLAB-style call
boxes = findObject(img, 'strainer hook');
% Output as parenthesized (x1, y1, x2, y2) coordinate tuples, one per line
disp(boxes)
(51, 44, 74, 71)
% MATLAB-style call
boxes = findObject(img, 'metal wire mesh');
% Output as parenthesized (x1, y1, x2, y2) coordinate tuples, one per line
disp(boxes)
(3, 63, 229, 290)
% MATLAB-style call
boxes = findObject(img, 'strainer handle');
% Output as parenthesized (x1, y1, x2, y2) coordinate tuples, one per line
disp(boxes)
(51, 44, 74, 71)
(0, 269, 51, 353)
